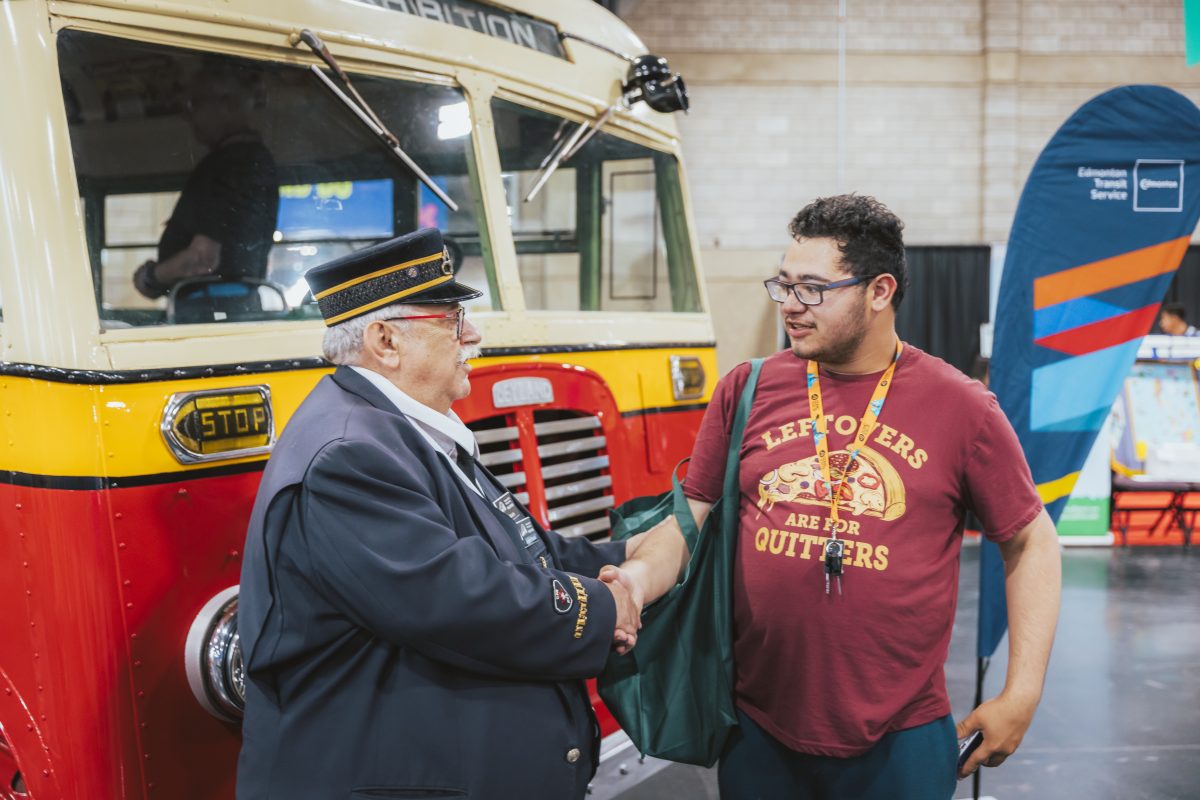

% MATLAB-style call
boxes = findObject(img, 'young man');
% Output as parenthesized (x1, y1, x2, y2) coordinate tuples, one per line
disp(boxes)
(237, 229, 642, 799)
(607, 195, 1061, 799)
(1158, 301, 1199, 337)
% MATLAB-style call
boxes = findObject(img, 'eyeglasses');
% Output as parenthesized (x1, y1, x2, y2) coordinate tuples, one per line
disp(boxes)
(763, 276, 866, 306)
(384, 307, 465, 339)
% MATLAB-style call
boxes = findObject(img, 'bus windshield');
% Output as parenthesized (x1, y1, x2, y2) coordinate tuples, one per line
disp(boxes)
(57, 29, 495, 328)
(493, 98, 701, 314)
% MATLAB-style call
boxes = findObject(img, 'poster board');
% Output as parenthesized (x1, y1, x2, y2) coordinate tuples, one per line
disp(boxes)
(1112, 360, 1200, 480)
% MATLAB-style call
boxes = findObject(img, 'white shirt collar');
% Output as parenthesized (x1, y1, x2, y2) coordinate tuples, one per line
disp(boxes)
(348, 366, 479, 458)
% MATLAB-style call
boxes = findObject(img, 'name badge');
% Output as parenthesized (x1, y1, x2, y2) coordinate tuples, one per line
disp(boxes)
(493, 491, 549, 566)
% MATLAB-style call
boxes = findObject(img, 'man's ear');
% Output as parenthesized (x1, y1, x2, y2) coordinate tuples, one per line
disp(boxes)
(869, 274, 898, 311)
(361, 320, 402, 369)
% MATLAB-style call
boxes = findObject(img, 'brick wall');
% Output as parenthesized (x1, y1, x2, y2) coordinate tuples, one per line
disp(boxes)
(619, 0, 1200, 371)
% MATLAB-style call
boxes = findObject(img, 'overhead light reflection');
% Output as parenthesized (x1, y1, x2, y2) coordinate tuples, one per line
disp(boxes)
(437, 102, 471, 140)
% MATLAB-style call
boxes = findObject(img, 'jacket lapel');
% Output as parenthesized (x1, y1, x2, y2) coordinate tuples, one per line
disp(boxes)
(330, 366, 526, 563)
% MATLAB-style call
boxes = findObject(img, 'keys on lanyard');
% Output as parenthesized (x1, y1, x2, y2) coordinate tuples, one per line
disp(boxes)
(807, 339, 902, 597)
(823, 537, 844, 596)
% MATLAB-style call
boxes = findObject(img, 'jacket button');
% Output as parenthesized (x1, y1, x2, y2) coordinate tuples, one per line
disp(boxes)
(565, 747, 581, 764)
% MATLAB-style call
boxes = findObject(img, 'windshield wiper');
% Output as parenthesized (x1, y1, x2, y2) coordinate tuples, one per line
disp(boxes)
(523, 105, 618, 204)
(523, 53, 688, 204)
(292, 29, 459, 212)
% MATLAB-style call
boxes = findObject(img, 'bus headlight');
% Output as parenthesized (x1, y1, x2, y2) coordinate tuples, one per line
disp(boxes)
(670, 355, 706, 401)
(185, 587, 244, 722)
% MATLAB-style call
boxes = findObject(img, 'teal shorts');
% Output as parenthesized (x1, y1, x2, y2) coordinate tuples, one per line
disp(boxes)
(718, 709, 958, 800)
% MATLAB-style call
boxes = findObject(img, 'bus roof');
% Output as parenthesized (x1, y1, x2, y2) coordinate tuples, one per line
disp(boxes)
(67, 0, 679, 139)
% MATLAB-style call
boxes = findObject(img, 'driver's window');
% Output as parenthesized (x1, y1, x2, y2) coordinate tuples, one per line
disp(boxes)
(491, 98, 700, 313)
(57, 30, 495, 327)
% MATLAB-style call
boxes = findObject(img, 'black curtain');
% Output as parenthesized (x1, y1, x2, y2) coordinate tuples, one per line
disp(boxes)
(1158, 245, 1200, 331)
(895, 246, 991, 376)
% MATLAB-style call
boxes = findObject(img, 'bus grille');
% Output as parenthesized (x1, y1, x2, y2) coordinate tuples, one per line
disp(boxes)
(469, 410, 614, 540)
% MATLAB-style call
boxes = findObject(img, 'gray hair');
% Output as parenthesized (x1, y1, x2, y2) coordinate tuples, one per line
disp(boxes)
(321, 302, 421, 365)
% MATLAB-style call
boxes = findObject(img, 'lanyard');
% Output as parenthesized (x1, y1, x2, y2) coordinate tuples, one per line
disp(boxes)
(806, 339, 903, 535)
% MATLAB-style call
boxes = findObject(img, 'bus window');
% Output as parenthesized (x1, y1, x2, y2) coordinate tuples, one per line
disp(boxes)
(57, 30, 497, 328)
(491, 98, 701, 314)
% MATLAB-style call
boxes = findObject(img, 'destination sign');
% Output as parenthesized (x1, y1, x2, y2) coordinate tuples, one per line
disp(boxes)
(354, 0, 566, 59)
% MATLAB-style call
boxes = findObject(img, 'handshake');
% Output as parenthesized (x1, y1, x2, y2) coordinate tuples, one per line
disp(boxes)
(592, 515, 693, 656)
(598, 562, 648, 656)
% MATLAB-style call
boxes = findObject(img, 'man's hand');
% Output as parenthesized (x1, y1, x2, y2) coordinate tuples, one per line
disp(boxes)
(133, 260, 167, 299)
(954, 691, 1039, 778)
(956, 509, 1059, 779)
(599, 565, 643, 655)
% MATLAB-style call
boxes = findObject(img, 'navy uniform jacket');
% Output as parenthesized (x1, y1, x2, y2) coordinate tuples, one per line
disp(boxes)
(237, 367, 625, 799)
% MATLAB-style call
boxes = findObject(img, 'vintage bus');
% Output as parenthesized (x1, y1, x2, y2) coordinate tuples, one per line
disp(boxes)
(0, 0, 715, 797)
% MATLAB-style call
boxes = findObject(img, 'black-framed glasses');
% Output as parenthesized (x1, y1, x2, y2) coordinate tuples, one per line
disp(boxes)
(763, 276, 866, 306)
(384, 307, 465, 339)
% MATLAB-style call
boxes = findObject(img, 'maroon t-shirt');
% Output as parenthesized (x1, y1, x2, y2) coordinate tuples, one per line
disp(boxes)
(684, 345, 1042, 757)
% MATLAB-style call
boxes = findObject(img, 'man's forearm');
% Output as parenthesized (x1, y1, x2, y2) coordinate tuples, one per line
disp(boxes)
(620, 515, 690, 605)
(999, 508, 1061, 703)
(155, 234, 222, 285)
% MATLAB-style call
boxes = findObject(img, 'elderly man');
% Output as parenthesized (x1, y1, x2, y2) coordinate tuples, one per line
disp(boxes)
(237, 228, 641, 799)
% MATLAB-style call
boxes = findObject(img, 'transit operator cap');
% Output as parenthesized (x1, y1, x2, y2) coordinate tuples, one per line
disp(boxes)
(305, 228, 483, 326)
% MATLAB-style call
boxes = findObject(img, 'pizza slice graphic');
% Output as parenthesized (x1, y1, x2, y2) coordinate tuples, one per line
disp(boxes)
(756, 446, 906, 521)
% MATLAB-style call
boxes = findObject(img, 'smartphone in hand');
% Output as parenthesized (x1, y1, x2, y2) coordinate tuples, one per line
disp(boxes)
(957, 730, 984, 774)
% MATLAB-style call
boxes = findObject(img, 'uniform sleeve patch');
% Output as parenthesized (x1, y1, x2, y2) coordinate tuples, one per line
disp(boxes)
(553, 578, 573, 614)
(569, 576, 588, 639)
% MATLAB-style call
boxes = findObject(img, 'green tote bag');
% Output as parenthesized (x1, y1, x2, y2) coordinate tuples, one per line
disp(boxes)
(597, 358, 762, 767)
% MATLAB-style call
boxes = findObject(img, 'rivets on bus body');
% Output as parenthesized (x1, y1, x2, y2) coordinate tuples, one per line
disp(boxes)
(14, 503, 20, 510)
(229, 549, 240, 558)
(126, 602, 133, 609)
(115, 512, 123, 519)
(177, 488, 188, 497)
(118, 542, 127, 550)
(124, 580, 132, 587)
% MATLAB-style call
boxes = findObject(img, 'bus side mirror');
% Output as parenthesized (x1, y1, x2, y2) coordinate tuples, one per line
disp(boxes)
(623, 54, 689, 114)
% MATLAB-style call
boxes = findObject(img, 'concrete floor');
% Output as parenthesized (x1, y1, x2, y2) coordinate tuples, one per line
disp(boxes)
(608, 545, 1200, 800)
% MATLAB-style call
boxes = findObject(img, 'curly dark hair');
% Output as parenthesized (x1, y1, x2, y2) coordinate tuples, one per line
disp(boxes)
(787, 194, 908, 309)
(1162, 301, 1188, 324)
